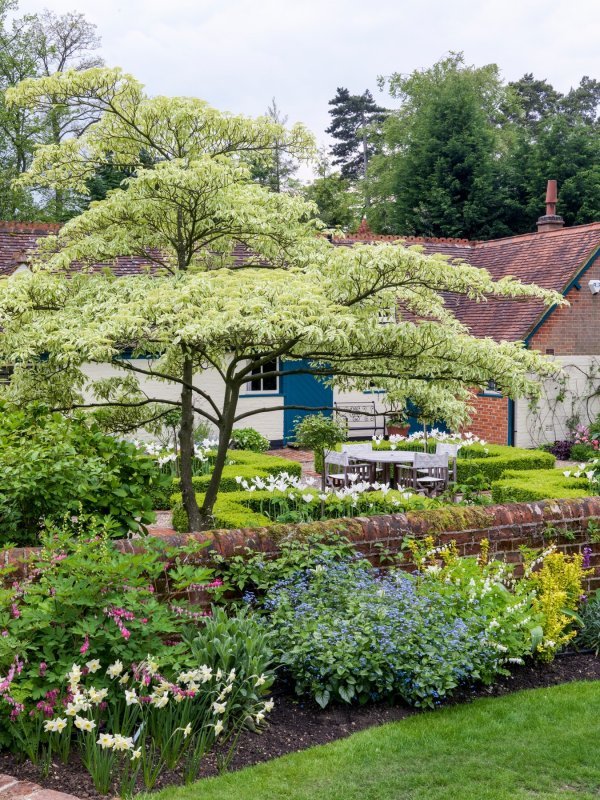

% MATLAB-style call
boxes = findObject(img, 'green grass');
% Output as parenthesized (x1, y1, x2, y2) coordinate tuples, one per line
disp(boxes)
(150, 681, 600, 800)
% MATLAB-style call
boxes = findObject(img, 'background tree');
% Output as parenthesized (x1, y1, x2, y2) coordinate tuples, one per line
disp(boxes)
(368, 54, 512, 239)
(326, 87, 387, 182)
(250, 97, 301, 193)
(0, 1, 103, 220)
(303, 149, 358, 229)
(1, 67, 561, 532)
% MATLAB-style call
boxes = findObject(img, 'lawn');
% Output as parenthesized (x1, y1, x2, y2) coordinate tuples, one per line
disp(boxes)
(150, 681, 600, 800)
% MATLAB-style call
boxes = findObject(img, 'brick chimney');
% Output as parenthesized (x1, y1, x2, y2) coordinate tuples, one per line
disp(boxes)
(536, 180, 564, 233)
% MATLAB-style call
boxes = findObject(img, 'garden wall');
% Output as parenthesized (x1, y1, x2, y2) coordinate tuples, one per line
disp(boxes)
(6, 497, 600, 595)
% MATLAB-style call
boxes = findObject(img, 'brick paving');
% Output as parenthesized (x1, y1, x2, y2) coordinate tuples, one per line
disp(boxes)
(0, 775, 78, 800)
(267, 447, 319, 478)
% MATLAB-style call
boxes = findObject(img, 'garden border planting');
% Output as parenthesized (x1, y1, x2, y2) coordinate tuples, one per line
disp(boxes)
(491, 469, 591, 503)
(5, 497, 600, 592)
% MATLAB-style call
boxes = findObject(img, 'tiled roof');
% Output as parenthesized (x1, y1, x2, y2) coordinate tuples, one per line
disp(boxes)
(334, 223, 600, 341)
(2, 220, 599, 343)
(0, 222, 60, 276)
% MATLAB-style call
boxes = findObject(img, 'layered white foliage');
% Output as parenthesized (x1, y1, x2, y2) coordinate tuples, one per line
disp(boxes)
(0, 67, 565, 520)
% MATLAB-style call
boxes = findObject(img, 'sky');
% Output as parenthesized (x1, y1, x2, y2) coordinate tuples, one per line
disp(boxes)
(15, 0, 600, 165)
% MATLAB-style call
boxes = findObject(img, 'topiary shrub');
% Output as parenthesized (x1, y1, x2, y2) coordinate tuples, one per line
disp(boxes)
(229, 427, 270, 453)
(491, 469, 591, 503)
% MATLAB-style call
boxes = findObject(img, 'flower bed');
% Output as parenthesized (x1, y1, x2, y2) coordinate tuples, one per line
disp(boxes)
(170, 473, 439, 532)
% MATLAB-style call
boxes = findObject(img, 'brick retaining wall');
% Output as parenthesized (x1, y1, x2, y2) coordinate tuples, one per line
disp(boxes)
(6, 497, 600, 594)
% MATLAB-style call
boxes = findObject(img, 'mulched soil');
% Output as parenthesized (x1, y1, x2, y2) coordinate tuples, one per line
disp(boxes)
(3, 652, 600, 799)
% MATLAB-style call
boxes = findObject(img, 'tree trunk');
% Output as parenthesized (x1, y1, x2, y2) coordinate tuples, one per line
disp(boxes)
(199, 383, 239, 528)
(179, 355, 202, 531)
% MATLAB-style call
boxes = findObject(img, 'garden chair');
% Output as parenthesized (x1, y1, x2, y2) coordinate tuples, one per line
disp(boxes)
(324, 451, 373, 488)
(435, 442, 459, 483)
(342, 442, 384, 482)
(396, 452, 449, 496)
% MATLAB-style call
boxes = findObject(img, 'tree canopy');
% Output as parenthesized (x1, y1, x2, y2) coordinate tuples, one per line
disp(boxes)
(0, 66, 561, 530)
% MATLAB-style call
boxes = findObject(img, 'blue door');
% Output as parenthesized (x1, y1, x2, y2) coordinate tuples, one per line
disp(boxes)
(282, 360, 333, 443)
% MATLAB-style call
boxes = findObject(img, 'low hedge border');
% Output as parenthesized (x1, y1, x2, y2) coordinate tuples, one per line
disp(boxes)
(491, 469, 591, 503)
(171, 487, 437, 533)
(151, 450, 302, 509)
(315, 442, 555, 484)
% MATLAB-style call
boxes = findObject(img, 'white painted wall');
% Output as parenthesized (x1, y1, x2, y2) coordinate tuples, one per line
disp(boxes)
(514, 355, 600, 448)
(333, 388, 387, 439)
(82, 360, 284, 442)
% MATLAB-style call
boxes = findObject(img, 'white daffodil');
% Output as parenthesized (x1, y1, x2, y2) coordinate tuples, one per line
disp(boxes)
(106, 660, 123, 678)
(113, 734, 134, 751)
(212, 701, 226, 715)
(67, 664, 82, 686)
(125, 689, 139, 706)
(150, 693, 169, 709)
(227, 669, 236, 683)
(88, 687, 108, 704)
(146, 656, 160, 675)
(214, 719, 224, 736)
(97, 733, 115, 749)
(255, 711, 265, 724)
(44, 717, 68, 733)
(255, 674, 267, 687)
(263, 699, 274, 713)
(74, 716, 96, 732)
(183, 723, 192, 739)
(131, 748, 142, 761)
(119, 673, 130, 685)
(86, 659, 101, 674)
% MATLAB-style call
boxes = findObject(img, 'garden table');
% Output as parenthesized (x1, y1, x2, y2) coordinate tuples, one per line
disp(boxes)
(348, 449, 416, 488)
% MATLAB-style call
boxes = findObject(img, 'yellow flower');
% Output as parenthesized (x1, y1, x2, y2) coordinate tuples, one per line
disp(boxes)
(74, 716, 96, 732)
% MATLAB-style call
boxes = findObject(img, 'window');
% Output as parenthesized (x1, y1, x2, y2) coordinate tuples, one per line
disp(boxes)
(0, 365, 14, 385)
(482, 379, 502, 397)
(246, 358, 279, 393)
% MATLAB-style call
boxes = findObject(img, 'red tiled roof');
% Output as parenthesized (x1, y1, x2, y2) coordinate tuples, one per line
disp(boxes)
(2, 220, 599, 343)
(334, 223, 600, 341)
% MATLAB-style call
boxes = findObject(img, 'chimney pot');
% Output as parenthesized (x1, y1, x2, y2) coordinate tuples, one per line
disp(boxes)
(537, 179, 564, 233)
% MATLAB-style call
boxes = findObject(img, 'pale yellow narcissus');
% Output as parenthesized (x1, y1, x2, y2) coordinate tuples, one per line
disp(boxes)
(0, 67, 563, 530)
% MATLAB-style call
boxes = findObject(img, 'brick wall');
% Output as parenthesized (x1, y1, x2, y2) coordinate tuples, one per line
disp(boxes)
(6, 498, 600, 594)
(529, 255, 600, 355)
(464, 393, 509, 445)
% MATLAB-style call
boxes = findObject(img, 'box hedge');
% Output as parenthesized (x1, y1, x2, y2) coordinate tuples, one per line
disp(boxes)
(315, 441, 555, 484)
(491, 469, 592, 503)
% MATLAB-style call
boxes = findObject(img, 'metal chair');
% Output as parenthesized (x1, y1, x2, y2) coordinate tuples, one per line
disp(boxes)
(324, 451, 373, 488)
(397, 452, 449, 496)
(435, 442, 459, 483)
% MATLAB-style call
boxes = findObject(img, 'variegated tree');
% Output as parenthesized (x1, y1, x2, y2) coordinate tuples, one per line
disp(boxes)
(0, 68, 561, 530)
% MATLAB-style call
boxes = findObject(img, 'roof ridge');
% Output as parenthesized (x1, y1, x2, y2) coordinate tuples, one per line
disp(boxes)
(335, 233, 474, 245)
(471, 221, 600, 247)
(0, 221, 61, 233)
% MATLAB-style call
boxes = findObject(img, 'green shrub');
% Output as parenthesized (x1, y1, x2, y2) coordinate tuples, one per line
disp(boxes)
(0, 522, 215, 728)
(0, 403, 165, 543)
(229, 427, 270, 453)
(491, 469, 591, 503)
(263, 556, 541, 708)
(570, 443, 597, 462)
(577, 587, 600, 654)
(184, 605, 275, 715)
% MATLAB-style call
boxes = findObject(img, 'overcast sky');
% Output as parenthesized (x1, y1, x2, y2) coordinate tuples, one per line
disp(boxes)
(16, 0, 600, 167)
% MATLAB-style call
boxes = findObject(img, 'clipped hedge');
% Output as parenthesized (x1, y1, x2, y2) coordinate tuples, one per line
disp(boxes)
(491, 469, 591, 503)
(315, 442, 555, 484)
(172, 487, 437, 533)
(150, 450, 302, 509)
